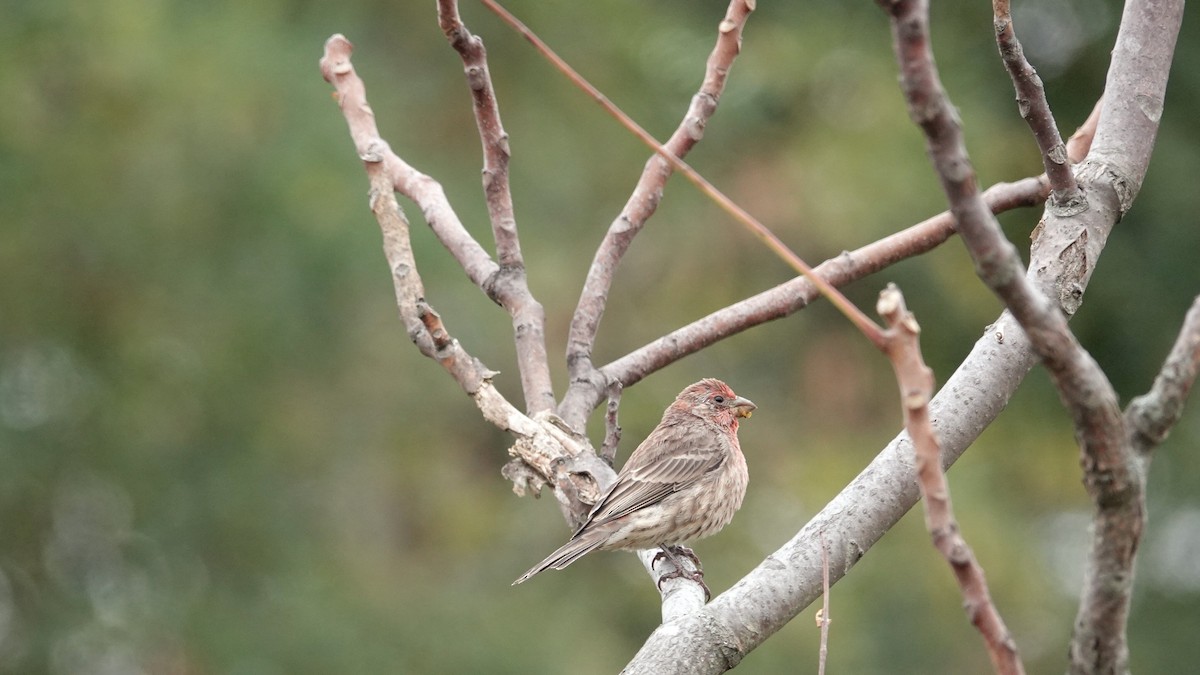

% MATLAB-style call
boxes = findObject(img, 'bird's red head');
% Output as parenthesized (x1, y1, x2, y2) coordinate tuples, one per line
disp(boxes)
(672, 378, 757, 428)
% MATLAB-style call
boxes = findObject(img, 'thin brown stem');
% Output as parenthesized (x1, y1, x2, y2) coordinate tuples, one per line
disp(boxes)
(876, 285, 1024, 675)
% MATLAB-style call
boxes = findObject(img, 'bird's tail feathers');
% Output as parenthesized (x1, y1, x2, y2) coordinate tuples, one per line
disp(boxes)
(512, 531, 609, 585)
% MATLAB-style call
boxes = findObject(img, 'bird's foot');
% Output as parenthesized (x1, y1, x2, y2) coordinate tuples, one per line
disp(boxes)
(653, 545, 711, 602)
(671, 545, 702, 572)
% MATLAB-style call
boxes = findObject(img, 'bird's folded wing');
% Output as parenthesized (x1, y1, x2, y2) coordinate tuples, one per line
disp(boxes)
(585, 427, 726, 526)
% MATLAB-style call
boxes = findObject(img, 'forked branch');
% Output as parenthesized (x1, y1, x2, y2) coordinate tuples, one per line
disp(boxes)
(320, 33, 615, 527)
(992, 0, 1082, 210)
(438, 0, 554, 413)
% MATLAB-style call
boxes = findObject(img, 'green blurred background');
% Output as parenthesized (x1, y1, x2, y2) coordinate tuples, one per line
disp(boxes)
(2, 0, 1198, 672)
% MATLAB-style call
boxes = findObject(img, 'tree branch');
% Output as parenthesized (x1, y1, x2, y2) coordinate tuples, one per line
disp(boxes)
(877, 285, 1024, 675)
(599, 380, 623, 465)
(626, 0, 1175, 667)
(876, 1, 1183, 673)
(817, 530, 830, 675)
(320, 35, 494, 395)
(321, 34, 615, 526)
(1126, 295, 1200, 456)
(582, 106, 1100, 416)
(597, 174, 1046, 394)
(992, 0, 1082, 210)
(485, 0, 886, 434)
(438, 0, 554, 413)
(319, 37, 500, 303)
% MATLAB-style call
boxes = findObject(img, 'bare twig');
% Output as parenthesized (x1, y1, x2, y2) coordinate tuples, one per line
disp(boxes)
(600, 380, 623, 465)
(436, 0, 518, 268)
(992, 0, 1083, 210)
(877, 285, 1024, 675)
(438, 0, 554, 413)
(1126, 295, 1200, 456)
(321, 36, 495, 395)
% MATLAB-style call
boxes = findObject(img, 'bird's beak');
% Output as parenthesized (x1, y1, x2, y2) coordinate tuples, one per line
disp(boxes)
(731, 396, 757, 419)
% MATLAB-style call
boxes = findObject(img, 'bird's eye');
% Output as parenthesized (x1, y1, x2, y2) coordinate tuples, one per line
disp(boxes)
(713, 395, 725, 404)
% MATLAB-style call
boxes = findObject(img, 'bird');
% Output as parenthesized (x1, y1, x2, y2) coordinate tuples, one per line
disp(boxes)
(514, 378, 756, 591)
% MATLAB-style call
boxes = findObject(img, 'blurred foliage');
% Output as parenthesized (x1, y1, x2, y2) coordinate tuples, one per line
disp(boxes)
(1, 0, 1198, 673)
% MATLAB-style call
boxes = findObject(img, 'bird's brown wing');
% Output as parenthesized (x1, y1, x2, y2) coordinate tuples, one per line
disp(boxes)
(581, 420, 725, 529)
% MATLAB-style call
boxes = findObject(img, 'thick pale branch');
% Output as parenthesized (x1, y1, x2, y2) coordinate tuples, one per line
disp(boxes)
(1084, 0, 1182, 213)
(992, 0, 1082, 210)
(877, 285, 1024, 675)
(625, 309, 1042, 674)
(437, 0, 554, 414)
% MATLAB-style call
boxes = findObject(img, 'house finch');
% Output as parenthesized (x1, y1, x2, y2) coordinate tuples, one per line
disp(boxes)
(514, 378, 756, 588)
